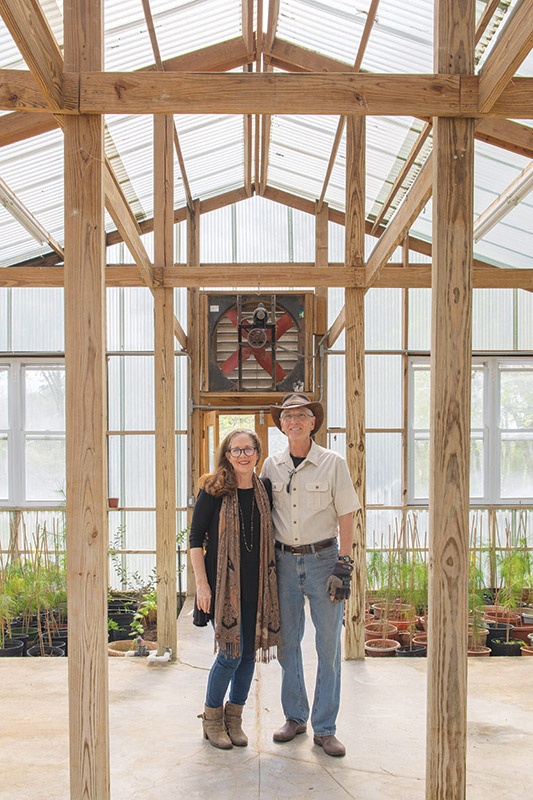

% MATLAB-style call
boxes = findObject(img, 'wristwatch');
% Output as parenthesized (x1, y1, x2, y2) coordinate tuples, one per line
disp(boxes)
(338, 554, 354, 565)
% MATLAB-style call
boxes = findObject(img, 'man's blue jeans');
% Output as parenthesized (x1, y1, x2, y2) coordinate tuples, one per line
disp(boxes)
(275, 544, 343, 736)
(205, 601, 257, 708)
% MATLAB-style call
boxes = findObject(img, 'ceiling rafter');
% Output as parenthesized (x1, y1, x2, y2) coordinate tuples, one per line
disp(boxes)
(478, 0, 533, 113)
(0, 0, 63, 110)
(242, 0, 255, 195)
(316, 0, 380, 214)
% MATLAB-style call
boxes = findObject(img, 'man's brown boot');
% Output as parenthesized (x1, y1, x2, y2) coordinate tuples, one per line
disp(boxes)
(224, 702, 248, 746)
(198, 705, 233, 750)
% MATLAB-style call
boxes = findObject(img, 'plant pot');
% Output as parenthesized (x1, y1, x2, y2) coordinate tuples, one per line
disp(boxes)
(364, 638, 400, 657)
(528, 632, 533, 648)
(412, 633, 428, 647)
(108, 497, 119, 508)
(467, 627, 489, 648)
(521, 611, 533, 625)
(39, 635, 66, 653)
(0, 638, 24, 657)
(484, 620, 513, 644)
(468, 644, 492, 657)
(519, 646, 533, 657)
(508, 625, 533, 646)
(396, 644, 426, 657)
(364, 621, 399, 641)
(489, 638, 523, 657)
(108, 640, 158, 657)
(26, 644, 65, 657)
(8, 626, 39, 653)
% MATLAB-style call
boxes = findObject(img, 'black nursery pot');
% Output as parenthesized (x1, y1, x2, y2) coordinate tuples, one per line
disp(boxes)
(489, 638, 523, 657)
(396, 644, 427, 658)
(26, 644, 65, 657)
(0, 638, 25, 657)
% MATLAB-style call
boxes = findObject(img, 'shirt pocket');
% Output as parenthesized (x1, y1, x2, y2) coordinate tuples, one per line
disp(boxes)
(305, 481, 330, 511)
(272, 481, 285, 495)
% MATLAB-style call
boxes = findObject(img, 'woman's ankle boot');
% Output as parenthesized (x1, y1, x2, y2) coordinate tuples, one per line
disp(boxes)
(224, 702, 248, 747)
(199, 705, 233, 749)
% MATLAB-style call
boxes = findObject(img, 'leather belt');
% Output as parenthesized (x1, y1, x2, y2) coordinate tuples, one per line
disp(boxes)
(275, 537, 337, 555)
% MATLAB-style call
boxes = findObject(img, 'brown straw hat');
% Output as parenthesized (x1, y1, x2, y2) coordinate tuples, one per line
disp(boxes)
(270, 392, 324, 433)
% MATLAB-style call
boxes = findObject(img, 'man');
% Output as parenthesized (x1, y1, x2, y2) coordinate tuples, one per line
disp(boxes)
(261, 392, 361, 757)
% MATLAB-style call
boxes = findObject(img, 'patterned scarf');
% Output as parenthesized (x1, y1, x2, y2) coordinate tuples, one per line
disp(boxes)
(214, 473, 281, 662)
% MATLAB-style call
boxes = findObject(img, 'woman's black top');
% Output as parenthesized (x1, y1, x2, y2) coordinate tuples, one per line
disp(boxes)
(189, 479, 272, 619)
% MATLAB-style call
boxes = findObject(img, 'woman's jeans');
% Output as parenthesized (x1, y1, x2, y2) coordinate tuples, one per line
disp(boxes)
(205, 601, 257, 708)
(275, 544, 343, 737)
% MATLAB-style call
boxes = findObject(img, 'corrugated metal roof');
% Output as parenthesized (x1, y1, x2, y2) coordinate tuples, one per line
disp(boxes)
(0, 0, 530, 271)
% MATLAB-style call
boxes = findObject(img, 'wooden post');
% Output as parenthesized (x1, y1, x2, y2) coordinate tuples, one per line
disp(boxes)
(64, 1, 109, 797)
(314, 201, 328, 448)
(154, 114, 177, 659)
(344, 115, 366, 660)
(427, 2, 475, 799)
(186, 200, 201, 594)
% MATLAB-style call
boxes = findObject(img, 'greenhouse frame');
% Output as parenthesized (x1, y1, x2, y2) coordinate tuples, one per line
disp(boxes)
(0, 1, 532, 798)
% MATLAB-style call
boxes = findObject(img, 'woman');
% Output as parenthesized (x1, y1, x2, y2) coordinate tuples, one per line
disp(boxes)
(189, 429, 280, 750)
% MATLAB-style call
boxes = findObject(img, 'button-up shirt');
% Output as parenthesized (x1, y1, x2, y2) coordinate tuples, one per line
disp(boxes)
(261, 440, 361, 546)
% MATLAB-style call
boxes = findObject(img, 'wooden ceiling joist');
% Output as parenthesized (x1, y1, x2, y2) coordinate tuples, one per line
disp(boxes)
(478, 0, 533, 113)
(3, 264, 531, 292)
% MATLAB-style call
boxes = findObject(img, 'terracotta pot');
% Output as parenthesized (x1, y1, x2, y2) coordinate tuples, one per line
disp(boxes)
(364, 621, 399, 641)
(520, 646, 533, 657)
(364, 638, 400, 657)
(509, 625, 533, 645)
(108, 640, 157, 657)
(482, 608, 521, 627)
(412, 633, 428, 647)
(468, 644, 492, 657)
(467, 626, 489, 648)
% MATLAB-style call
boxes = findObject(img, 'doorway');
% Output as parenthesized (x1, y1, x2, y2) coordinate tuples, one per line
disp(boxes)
(200, 409, 286, 477)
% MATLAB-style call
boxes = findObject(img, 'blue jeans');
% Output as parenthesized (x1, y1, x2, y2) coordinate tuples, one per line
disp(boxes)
(275, 544, 343, 737)
(205, 601, 257, 708)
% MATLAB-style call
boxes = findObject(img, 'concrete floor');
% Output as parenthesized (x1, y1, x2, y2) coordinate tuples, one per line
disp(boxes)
(1, 601, 532, 800)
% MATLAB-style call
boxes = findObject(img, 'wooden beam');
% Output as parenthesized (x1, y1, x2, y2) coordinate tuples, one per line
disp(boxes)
(153, 114, 177, 661)
(154, 36, 254, 73)
(427, 1, 474, 798)
(344, 115, 366, 662)
(0, 110, 57, 147)
(478, 0, 533, 113)
(0, 0, 64, 111)
(4, 263, 531, 290)
(475, 118, 533, 159)
(63, 0, 109, 796)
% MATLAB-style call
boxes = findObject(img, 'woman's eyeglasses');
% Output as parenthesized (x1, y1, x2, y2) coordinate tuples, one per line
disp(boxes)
(227, 446, 257, 458)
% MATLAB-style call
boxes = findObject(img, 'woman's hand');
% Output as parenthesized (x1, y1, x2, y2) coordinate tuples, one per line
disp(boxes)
(196, 579, 212, 613)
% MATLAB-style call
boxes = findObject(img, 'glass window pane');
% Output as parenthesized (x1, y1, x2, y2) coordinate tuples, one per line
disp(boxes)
(26, 437, 65, 501)
(0, 437, 7, 499)
(501, 434, 533, 499)
(366, 355, 402, 428)
(25, 367, 65, 431)
(365, 288, 403, 350)
(108, 434, 155, 507)
(413, 436, 430, 500)
(11, 289, 64, 351)
(470, 438, 484, 499)
(413, 366, 430, 429)
(328, 431, 346, 458)
(367, 432, 402, 505)
(408, 288, 431, 351)
(500, 369, 533, 429)
(268, 426, 286, 457)
(327, 354, 346, 428)
(471, 367, 485, 429)
(108, 356, 154, 430)
(0, 368, 7, 428)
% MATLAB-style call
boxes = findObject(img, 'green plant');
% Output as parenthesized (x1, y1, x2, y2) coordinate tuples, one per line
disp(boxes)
(130, 588, 158, 638)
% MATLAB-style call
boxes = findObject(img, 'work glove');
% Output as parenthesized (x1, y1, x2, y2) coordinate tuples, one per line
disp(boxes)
(326, 560, 353, 603)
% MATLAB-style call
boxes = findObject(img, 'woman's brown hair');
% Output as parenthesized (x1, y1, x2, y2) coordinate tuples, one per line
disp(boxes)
(200, 428, 262, 497)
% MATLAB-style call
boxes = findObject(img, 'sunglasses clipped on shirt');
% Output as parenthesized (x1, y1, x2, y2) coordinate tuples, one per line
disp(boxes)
(227, 446, 257, 458)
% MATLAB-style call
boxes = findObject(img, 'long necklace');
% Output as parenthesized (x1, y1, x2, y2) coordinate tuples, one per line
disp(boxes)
(238, 492, 255, 553)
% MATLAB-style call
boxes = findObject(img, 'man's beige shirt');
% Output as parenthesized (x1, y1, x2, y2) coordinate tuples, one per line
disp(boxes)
(261, 440, 361, 546)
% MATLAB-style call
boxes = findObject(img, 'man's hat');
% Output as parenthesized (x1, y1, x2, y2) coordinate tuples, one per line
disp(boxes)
(270, 392, 324, 433)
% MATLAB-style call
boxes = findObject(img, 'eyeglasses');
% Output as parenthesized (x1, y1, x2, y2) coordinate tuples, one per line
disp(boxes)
(227, 446, 257, 458)
(280, 412, 314, 421)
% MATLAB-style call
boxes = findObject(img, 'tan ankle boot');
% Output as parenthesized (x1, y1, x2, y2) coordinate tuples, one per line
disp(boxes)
(199, 705, 233, 749)
(224, 702, 248, 747)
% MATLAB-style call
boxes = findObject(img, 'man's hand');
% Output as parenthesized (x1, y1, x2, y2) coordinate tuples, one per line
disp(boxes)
(326, 560, 353, 603)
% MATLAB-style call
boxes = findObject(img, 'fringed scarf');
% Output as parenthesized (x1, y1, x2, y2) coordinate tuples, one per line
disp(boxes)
(214, 472, 281, 662)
